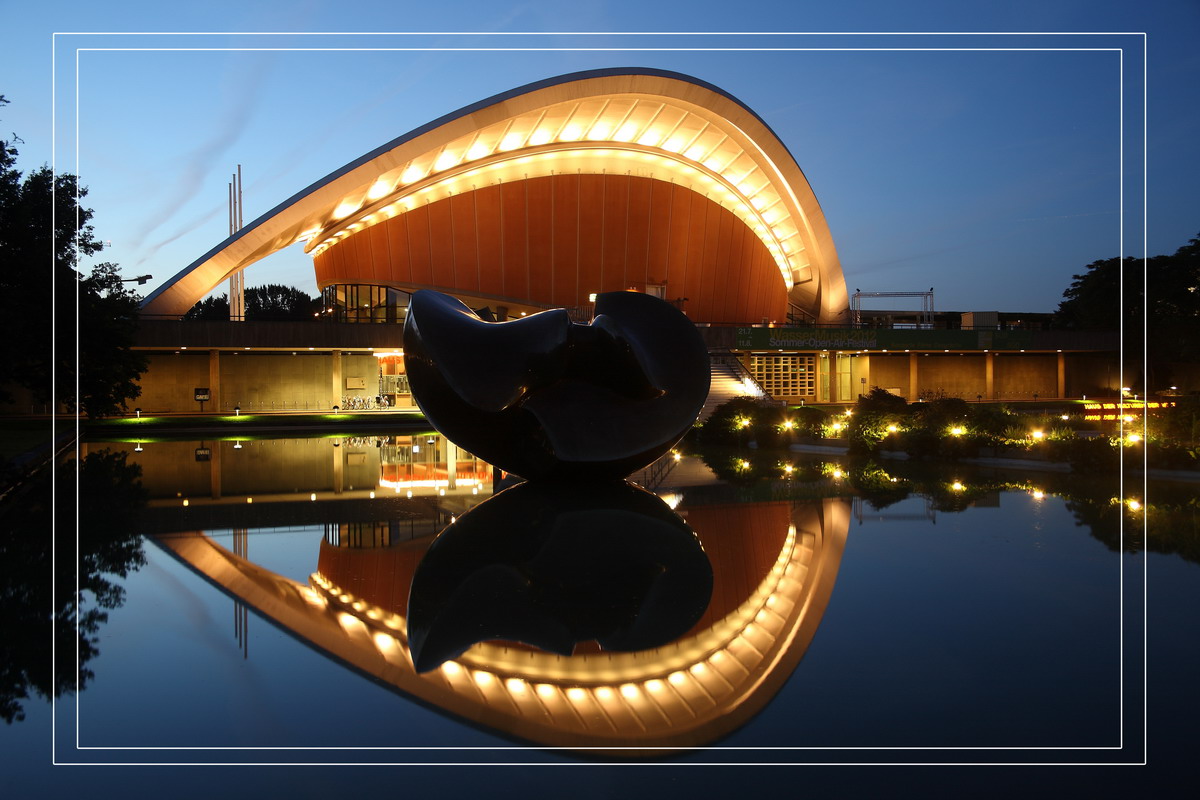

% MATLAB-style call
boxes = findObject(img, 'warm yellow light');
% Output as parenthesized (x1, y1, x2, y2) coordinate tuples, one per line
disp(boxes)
(246, 497, 253, 504)
(473, 670, 494, 687)
(740, 418, 751, 428)
(1127, 498, 1142, 511)
(560, 124, 583, 141)
(182, 499, 189, 507)
(528, 129, 552, 146)
(663, 136, 686, 153)
(332, 201, 357, 219)
(646, 679, 665, 694)
(620, 684, 640, 700)
(499, 133, 523, 151)
(587, 124, 611, 140)
(536, 683, 555, 698)
(506, 678, 527, 694)
(783, 420, 795, 429)
(367, 179, 391, 200)
(952, 481, 964, 491)
(738, 459, 750, 470)
(667, 671, 686, 686)
(1061, 414, 1070, 421)
(887, 424, 899, 433)
(831, 422, 843, 432)
(672, 452, 682, 462)
(634, 126, 665, 147)
(1123, 415, 1135, 423)
(441, 661, 461, 676)
(1127, 433, 1142, 443)
(614, 122, 639, 142)
(400, 166, 424, 184)
(310, 492, 317, 501)
(950, 426, 965, 436)
(1032, 490, 1045, 500)
(783, 465, 794, 474)
(832, 469, 843, 479)
(1032, 430, 1045, 440)
(466, 142, 490, 160)
(566, 687, 587, 702)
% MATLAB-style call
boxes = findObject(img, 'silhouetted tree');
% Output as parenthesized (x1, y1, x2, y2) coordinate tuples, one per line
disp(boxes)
(0, 449, 146, 724)
(245, 283, 318, 320)
(1054, 233, 1200, 389)
(183, 292, 230, 320)
(0, 94, 147, 415)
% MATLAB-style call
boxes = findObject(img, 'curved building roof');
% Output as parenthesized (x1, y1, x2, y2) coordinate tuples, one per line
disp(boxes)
(142, 68, 848, 323)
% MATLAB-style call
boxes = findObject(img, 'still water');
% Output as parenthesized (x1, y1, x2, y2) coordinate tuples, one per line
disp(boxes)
(6, 432, 1195, 785)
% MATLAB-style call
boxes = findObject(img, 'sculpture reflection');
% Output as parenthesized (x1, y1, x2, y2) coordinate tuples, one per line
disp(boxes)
(406, 480, 713, 672)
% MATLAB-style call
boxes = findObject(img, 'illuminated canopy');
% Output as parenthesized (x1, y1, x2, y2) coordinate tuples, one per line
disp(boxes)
(142, 68, 848, 323)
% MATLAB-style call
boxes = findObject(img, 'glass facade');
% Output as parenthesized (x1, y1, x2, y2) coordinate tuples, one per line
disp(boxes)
(321, 284, 410, 323)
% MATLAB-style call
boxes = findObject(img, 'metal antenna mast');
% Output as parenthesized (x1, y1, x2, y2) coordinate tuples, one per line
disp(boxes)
(228, 165, 245, 322)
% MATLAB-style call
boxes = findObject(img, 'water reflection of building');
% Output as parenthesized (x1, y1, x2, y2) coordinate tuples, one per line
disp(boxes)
(153, 476, 849, 752)
(98, 435, 492, 536)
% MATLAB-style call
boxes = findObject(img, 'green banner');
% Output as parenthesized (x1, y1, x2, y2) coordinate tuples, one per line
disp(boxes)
(734, 327, 1042, 351)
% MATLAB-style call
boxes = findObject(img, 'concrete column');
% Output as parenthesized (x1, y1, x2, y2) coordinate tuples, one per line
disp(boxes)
(1057, 352, 1067, 398)
(331, 350, 342, 411)
(446, 440, 458, 490)
(908, 352, 918, 400)
(985, 352, 995, 400)
(209, 350, 221, 412)
(813, 353, 823, 402)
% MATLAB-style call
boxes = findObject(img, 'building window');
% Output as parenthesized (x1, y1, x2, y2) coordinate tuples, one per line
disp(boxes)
(749, 353, 816, 398)
(321, 284, 411, 323)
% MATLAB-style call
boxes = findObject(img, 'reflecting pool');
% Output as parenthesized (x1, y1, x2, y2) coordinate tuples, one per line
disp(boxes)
(6, 432, 1195, 780)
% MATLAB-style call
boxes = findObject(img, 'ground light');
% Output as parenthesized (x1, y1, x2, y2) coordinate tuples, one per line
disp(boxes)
(1127, 498, 1142, 511)
(951, 481, 964, 491)
(1032, 430, 1045, 440)
(135, 408, 141, 419)
(886, 424, 898, 433)
(950, 426, 965, 436)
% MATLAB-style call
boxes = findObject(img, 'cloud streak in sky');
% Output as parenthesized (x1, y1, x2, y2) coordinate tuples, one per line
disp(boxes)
(130, 52, 273, 250)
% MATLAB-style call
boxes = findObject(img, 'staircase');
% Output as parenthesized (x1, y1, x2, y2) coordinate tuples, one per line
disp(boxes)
(699, 356, 767, 422)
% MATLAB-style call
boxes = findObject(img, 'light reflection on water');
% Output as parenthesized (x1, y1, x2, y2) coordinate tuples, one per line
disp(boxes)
(14, 434, 1194, 765)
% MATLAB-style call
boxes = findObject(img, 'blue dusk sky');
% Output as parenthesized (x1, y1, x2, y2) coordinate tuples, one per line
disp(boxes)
(2, 1, 1197, 314)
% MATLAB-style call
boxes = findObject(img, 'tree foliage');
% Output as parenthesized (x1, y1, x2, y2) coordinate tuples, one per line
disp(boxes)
(184, 284, 318, 321)
(0, 449, 146, 724)
(245, 283, 318, 320)
(183, 292, 230, 320)
(1055, 234, 1200, 388)
(0, 94, 147, 416)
